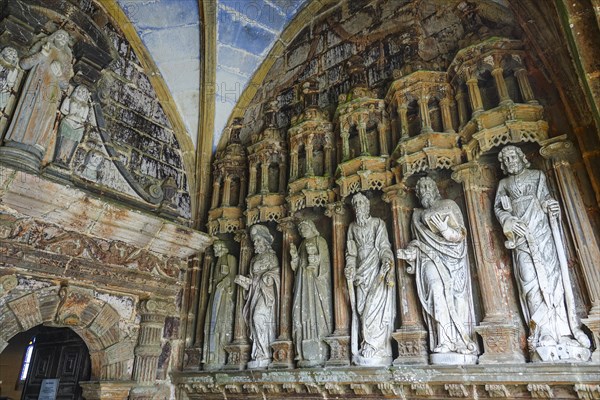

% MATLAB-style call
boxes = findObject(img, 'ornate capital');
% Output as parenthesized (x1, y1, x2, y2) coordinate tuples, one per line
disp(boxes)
(324, 202, 346, 218)
(382, 183, 409, 204)
(140, 298, 175, 316)
(540, 135, 577, 163)
(276, 217, 297, 234)
(452, 161, 496, 191)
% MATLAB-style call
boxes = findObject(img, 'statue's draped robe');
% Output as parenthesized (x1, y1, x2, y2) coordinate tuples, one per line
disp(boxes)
(203, 253, 236, 366)
(407, 200, 477, 352)
(347, 217, 395, 359)
(243, 251, 280, 362)
(55, 96, 89, 164)
(292, 235, 333, 362)
(494, 169, 571, 344)
(6, 44, 72, 158)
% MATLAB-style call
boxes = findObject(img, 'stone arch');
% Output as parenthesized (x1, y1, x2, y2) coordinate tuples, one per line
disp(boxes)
(0, 284, 134, 381)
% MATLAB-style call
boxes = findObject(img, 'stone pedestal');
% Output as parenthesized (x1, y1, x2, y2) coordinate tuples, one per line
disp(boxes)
(80, 381, 133, 400)
(223, 341, 251, 370)
(269, 339, 294, 369)
(391, 328, 428, 365)
(323, 335, 351, 367)
(475, 322, 523, 364)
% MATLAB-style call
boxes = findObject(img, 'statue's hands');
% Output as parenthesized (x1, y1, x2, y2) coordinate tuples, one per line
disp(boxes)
(430, 213, 449, 232)
(345, 266, 355, 282)
(289, 243, 298, 259)
(544, 199, 560, 218)
(505, 217, 528, 237)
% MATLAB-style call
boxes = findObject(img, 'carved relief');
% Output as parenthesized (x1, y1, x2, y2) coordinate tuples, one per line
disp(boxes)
(54, 85, 90, 167)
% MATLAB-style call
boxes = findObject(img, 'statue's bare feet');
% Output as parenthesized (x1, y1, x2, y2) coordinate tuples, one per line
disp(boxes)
(433, 344, 452, 353)
(538, 335, 557, 347)
(361, 344, 376, 359)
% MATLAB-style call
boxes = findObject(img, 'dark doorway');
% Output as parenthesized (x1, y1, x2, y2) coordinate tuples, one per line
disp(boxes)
(18, 326, 91, 400)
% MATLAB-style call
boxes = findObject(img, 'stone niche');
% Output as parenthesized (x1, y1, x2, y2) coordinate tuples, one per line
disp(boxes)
(181, 0, 600, 398)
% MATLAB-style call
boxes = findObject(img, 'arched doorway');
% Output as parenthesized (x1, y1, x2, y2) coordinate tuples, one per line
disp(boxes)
(0, 326, 90, 400)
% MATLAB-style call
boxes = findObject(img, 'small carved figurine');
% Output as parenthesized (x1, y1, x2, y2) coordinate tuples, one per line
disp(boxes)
(54, 85, 90, 166)
(0, 46, 19, 112)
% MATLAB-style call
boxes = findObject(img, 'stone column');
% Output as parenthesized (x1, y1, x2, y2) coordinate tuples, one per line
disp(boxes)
(290, 150, 299, 181)
(248, 163, 257, 195)
(341, 129, 351, 161)
(491, 67, 512, 105)
(80, 381, 133, 400)
(130, 299, 174, 400)
(378, 119, 389, 156)
(323, 202, 351, 366)
(465, 73, 484, 116)
(358, 121, 369, 155)
(397, 101, 409, 140)
(305, 136, 314, 176)
(383, 184, 428, 364)
(224, 230, 252, 369)
(270, 218, 296, 369)
(221, 176, 232, 206)
(278, 161, 287, 194)
(418, 95, 433, 134)
(440, 97, 455, 133)
(324, 145, 333, 176)
(514, 68, 538, 104)
(453, 161, 525, 364)
(261, 160, 269, 194)
(182, 256, 201, 368)
(238, 176, 247, 206)
(455, 88, 469, 128)
(194, 252, 213, 348)
(210, 176, 221, 209)
(541, 137, 600, 362)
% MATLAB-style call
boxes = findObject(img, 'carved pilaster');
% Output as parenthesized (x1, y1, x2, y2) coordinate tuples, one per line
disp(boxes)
(465, 72, 484, 116)
(440, 97, 455, 133)
(453, 161, 525, 363)
(418, 95, 433, 134)
(455, 89, 468, 128)
(492, 67, 512, 105)
(383, 184, 428, 364)
(514, 68, 538, 104)
(80, 381, 133, 400)
(541, 137, 600, 361)
(224, 229, 252, 370)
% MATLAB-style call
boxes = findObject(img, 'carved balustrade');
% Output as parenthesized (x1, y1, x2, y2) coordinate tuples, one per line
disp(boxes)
(207, 118, 247, 235)
(287, 80, 335, 214)
(245, 101, 288, 226)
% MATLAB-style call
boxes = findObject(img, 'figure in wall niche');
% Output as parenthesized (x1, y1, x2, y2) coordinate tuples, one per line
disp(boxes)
(3, 30, 73, 168)
(202, 240, 237, 370)
(494, 145, 590, 362)
(235, 224, 280, 369)
(289, 220, 333, 367)
(345, 193, 395, 366)
(53, 85, 90, 166)
(0, 46, 19, 112)
(397, 177, 478, 365)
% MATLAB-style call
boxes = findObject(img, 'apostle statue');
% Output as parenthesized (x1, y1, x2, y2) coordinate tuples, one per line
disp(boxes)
(202, 240, 237, 370)
(289, 220, 333, 367)
(0, 46, 19, 112)
(345, 193, 395, 366)
(397, 177, 478, 364)
(494, 145, 590, 362)
(3, 30, 74, 168)
(53, 85, 90, 166)
(235, 224, 280, 369)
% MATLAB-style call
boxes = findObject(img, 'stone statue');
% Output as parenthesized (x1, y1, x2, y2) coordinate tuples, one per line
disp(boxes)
(397, 177, 478, 364)
(202, 240, 237, 370)
(494, 145, 590, 362)
(289, 220, 333, 367)
(345, 193, 395, 366)
(54, 85, 90, 166)
(235, 224, 280, 369)
(80, 140, 104, 182)
(3, 30, 74, 167)
(0, 46, 19, 112)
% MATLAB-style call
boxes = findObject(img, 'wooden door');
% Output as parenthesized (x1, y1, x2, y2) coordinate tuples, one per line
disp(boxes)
(21, 327, 90, 400)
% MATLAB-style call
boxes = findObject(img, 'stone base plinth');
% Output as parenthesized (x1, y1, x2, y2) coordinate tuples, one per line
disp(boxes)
(391, 328, 428, 365)
(430, 352, 478, 365)
(476, 322, 525, 364)
(80, 380, 133, 400)
(324, 334, 351, 367)
(0, 144, 42, 173)
(533, 343, 591, 363)
(183, 347, 201, 370)
(270, 339, 294, 369)
(224, 341, 250, 370)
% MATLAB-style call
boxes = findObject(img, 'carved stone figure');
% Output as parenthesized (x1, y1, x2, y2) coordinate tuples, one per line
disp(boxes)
(203, 240, 237, 370)
(80, 140, 104, 182)
(3, 30, 74, 168)
(54, 85, 90, 166)
(0, 46, 19, 111)
(494, 145, 590, 362)
(397, 177, 478, 364)
(289, 220, 333, 367)
(345, 193, 395, 366)
(235, 224, 280, 369)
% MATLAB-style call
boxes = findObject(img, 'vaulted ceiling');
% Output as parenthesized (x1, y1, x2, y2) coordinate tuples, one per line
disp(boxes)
(117, 0, 308, 149)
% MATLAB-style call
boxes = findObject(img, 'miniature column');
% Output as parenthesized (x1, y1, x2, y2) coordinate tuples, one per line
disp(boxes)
(323, 202, 351, 366)
(514, 67, 538, 104)
(270, 218, 296, 368)
(440, 97, 455, 133)
(130, 298, 173, 400)
(341, 129, 351, 161)
(305, 135, 314, 176)
(224, 230, 252, 370)
(210, 176, 221, 209)
(464, 70, 484, 116)
(221, 175, 232, 206)
(383, 184, 428, 364)
(248, 163, 257, 195)
(491, 66, 512, 105)
(290, 149, 299, 181)
(396, 98, 409, 140)
(261, 160, 269, 193)
(324, 144, 333, 176)
(239, 176, 247, 206)
(358, 121, 369, 155)
(278, 162, 287, 194)
(453, 161, 525, 363)
(455, 88, 469, 128)
(418, 95, 433, 134)
(378, 119, 389, 156)
(541, 137, 600, 362)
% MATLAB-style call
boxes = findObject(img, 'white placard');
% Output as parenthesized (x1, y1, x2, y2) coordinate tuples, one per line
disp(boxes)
(38, 378, 59, 400)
